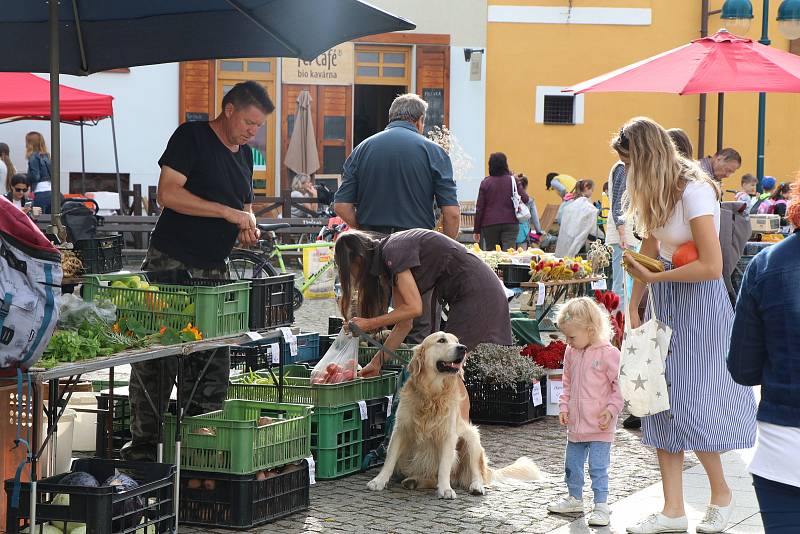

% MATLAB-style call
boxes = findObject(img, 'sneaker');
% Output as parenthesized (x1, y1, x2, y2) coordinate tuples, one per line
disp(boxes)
(588, 503, 610, 526)
(696, 502, 733, 533)
(626, 513, 688, 533)
(547, 495, 584, 514)
(623, 415, 642, 429)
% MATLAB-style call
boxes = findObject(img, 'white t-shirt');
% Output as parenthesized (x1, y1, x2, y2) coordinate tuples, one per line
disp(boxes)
(0, 160, 7, 188)
(749, 422, 800, 488)
(650, 180, 720, 261)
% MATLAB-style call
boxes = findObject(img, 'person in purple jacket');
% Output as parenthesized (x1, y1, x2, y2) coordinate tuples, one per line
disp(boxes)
(473, 152, 528, 250)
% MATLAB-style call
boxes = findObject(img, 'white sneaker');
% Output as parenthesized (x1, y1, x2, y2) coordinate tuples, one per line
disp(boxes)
(626, 513, 688, 533)
(696, 502, 733, 533)
(588, 503, 611, 526)
(547, 495, 584, 514)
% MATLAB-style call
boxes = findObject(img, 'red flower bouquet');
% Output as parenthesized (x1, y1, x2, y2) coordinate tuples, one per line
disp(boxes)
(521, 340, 567, 370)
(594, 290, 625, 348)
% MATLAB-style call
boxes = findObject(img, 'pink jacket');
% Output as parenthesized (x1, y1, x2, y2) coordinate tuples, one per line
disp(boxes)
(559, 341, 624, 443)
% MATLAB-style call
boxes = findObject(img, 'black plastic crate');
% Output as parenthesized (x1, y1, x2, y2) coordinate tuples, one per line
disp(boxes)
(361, 397, 391, 461)
(5, 458, 176, 533)
(497, 263, 532, 288)
(466, 376, 547, 425)
(179, 460, 309, 530)
(328, 316, 344, 335)
(230, 330, 320, 373)
(73, 233, 123, 274)
(248, 274, 295, 330)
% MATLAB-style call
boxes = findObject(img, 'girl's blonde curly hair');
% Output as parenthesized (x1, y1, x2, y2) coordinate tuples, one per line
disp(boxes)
(555, 297, 613, 343)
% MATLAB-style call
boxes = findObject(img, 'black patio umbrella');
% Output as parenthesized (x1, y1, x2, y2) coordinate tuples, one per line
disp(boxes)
(1, 0, 414, 227)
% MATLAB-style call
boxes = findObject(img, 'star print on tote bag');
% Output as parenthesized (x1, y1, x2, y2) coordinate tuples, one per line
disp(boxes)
(619, 286, 672, 417)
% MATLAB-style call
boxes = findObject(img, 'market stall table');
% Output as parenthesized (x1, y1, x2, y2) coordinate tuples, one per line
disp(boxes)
(2, 332, 251, 533)
(521, 276, 604, 326)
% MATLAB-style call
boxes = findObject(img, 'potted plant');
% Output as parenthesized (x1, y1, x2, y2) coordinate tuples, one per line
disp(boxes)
(464, 344, 546, 425)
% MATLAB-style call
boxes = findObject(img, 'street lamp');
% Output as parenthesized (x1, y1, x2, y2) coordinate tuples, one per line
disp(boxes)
(720, 0, 800, 185)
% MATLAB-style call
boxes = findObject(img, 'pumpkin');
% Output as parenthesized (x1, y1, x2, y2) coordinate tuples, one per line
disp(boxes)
(673, 241, 699, 267)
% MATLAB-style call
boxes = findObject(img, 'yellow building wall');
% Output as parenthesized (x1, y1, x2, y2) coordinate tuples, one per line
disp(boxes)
(486, 0, 800, 209)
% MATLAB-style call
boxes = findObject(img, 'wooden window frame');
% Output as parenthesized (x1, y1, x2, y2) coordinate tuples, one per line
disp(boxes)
(355, 45, 411, 86)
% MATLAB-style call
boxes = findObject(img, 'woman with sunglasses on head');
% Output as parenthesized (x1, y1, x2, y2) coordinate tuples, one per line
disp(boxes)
(4, 174, 32, 214)
(616, 117, 756, 534)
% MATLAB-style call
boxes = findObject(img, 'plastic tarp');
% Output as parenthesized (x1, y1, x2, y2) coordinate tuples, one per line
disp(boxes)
(0, 72, 113, 121)
(555, 198, 598, 258)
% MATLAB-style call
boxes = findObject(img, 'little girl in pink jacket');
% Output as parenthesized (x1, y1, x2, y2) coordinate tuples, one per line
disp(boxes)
(547, 297, 624, 527)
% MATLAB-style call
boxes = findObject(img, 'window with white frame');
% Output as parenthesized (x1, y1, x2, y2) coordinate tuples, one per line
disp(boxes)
(535, 86, 584, 125)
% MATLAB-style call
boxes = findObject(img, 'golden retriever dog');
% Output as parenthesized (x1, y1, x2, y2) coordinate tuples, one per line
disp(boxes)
(367, 332, 541, 499)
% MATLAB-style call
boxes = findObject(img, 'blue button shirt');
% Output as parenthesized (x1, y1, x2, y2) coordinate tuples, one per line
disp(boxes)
(728, 230, 800, 427)
(334, 120, 458, 230)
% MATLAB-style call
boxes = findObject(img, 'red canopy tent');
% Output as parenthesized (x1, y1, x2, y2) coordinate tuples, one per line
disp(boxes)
(0, 72, 112, 121)
(0, 72, 119, 196)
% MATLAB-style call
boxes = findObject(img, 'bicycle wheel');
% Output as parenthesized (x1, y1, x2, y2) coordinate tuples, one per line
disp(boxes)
(293, 287, 304, 311)
(228, 249, 279, 279)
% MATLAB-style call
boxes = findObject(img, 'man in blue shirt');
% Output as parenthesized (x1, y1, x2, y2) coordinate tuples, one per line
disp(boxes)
(334, 93, 460, 236)
(334, 93, 460, 341)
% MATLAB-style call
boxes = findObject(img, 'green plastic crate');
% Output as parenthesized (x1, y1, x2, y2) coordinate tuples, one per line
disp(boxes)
(313, 441, 362, 479)
(358, 346, 415, 366)
(82, 273, 250, 338)
(311, 404, 362, 450)
(357, 346, 414, 366)
(228, 366, 398, 408)
(163, 399, 311, 475)
(91, 379, 129, 392)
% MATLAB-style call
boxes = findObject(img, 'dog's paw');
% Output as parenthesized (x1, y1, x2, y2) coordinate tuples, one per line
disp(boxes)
(437, 487, 457, 500)
(367, 477, 387, 491)
(469, 481, 486, 496)
(401, 477, 418, 490)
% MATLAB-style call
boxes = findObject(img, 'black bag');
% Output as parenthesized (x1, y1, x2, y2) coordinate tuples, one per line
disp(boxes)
(62, 200, 98, 242)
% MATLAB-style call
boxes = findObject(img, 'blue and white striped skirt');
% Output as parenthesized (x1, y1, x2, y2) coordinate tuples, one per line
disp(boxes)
(641, 262, 756, 453)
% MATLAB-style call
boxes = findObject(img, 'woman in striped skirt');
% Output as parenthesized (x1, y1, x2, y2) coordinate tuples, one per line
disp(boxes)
(614, 118, 756, 534)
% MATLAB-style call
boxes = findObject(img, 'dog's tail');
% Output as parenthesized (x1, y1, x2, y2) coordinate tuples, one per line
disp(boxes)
(490, 456, 542, 483)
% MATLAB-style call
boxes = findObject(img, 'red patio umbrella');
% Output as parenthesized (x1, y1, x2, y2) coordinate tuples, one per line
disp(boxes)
(566, 30, 800, 95)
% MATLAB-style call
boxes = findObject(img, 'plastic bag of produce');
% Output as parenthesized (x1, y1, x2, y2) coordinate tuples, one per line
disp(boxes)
(310, 329, 358, 384)
(57, 293, 116, 329)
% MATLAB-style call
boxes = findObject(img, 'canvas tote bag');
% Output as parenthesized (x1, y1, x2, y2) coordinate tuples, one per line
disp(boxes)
(619, 282, 672, 417)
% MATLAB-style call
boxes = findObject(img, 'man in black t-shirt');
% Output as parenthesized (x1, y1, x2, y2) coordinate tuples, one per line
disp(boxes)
(123, 81, 274, 462)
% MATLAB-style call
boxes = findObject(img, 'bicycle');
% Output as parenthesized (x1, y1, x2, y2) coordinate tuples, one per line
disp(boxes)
(228, 222, 344, 310)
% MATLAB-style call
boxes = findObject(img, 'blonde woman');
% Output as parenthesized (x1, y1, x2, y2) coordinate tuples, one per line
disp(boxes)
(616, 118, 756, 534)
(25, 131, 54, 214)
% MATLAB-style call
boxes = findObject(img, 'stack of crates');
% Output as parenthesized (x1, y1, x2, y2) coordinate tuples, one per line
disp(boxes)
(163, 399, 312, 530)
(229, 329, 321, 375)
(228, 364, 398, 479)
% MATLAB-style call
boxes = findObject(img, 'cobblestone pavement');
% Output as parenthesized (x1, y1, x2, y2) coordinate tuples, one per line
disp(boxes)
(182, 298, 699, 534)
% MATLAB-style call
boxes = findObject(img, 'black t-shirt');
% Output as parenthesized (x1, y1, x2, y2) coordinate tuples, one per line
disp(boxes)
(150, 122, 253, 268)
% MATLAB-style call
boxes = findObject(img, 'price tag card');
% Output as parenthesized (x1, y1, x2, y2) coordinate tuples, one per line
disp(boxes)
(270, 342, 281, 364)
(386, 394, 394, 418)
(548, 375, 564, 404)
(536, 282, 546, 306)
(357, 400, 368, 420)
(245, 331, 262, 341)
(279, 327, 298, 357)
(591, 279, 607, 290)
(531, 381, 543, 407)
(305, 456, 316, 485)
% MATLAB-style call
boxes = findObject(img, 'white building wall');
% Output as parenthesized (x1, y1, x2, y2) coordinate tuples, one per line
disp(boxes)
(448, 48, 486, 201)
(0, 64, 179, 195)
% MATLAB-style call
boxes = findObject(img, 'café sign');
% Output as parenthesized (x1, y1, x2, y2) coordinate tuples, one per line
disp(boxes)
(282, 43, 354, 85)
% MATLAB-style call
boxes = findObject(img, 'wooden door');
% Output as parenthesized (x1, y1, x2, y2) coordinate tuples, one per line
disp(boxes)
(416, 46, 450, 134)
(215, 58, 277, 196)
(281, 85, 352, 191)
